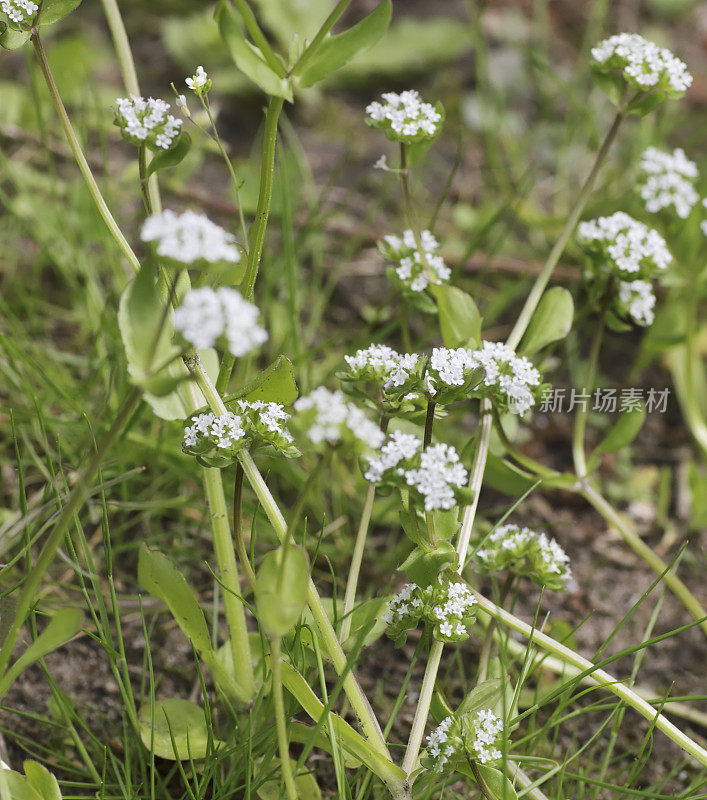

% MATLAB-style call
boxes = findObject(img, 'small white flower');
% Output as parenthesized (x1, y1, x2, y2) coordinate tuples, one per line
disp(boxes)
(618, 279, 656, 326)
(382, 228, 450, 292)
(366, 90, 443, 141)
(590, 33, 692, 96)
(186, 65, 209, 92)
(114, 94, 182, 150)
(1, 0, 37, 22)
(141, 209, 241, 265)
(344, 344, 420, 391)
(173, 287, 268, 356)
(578, 212, 671, 275)
(294, 388, 384, 449)
(639, 147, 699, 219)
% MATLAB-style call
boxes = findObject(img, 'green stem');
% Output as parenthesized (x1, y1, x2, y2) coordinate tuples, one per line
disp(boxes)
(423, 400, 436, 449)
(401, 403, 494, 778)
(571, 305, 607, 477)
(0, 387, 142, 683)
(138, 144, 152, 215)
(234, 463, 257, 592)
(216, 95, 284, 394)
(505, 108, 625, 350)
(203, 465, 256, 700)
(230, 0, 286, 77)
(470, 586, 707, 766)
(271, 636, 299, 800)
(31, 31, 141, 274)
(188, 357, 394, 761)
(580, 483, 707, 636)
(288, 0, 354, 77)
(476, 573, 514, 683)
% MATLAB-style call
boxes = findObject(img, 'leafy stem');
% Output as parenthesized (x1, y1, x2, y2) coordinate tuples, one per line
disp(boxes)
(271, 636, 299, 800)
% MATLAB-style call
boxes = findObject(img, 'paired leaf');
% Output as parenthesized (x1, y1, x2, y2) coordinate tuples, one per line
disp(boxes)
(297, 1, 392, 87)
(215, 1, 292, 100)
(138, 698, 225, 760)
(0, 608, 83, 699)
(520, 287, 574, 355)
(431, 284, 482, 347)
(146, 132, 192, 177)
(255, 545, 309, 636)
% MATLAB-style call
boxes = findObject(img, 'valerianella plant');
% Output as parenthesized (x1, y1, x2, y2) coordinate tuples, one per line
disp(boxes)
(366, 90, 444, 143)
(293, 387, 385, 451)
(141, 209, 241, 265)
(638, 147, 699, 219)
(380, 229, 451, 294)
(1, 0, 37, 24)
(114, 94, 183, 150)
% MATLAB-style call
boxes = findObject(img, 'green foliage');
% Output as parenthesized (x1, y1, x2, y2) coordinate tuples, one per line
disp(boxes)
(146, 132, 192, 177)
(38, 0, 82, 26)
(520, 287, 574, 355)
(138, 698, 224, 760)
(225, 355, 299, 405)
(431, 284, 482, 347)
(3, 762, 62, 800)
(255, 545, 309, 636)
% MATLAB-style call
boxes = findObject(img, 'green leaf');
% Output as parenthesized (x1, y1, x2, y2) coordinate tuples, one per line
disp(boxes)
(457, 678, 503, 717)
(0, 594, 18, 650)
(146, 132, 192, 178)
(38, 0, 82, 25)
(431, 507, 459, 540)
(520, 287, 574, 355)
(225, 355, 299, 405)
(255, 545, 309, 636)
(256, 759, 322, 800)
(297, 1, 392, 88)
(279, 660, 406, 787)
(138, 698, 225, 760)
(400, 542, 456, 587)
(340, 596, 387, 651)
(484, 453, 538, 496)
(22, 762, 62, 800)
(0, 608, 82, 698)
(472, 764, 518, 800)
(215, 0, 293, 101)
(3, 772, 43, 800)
(137, 545, 247, 700)
(588, 404, 646, 469)
(0, 26, 31, 49)
(431, 284, 482, 347)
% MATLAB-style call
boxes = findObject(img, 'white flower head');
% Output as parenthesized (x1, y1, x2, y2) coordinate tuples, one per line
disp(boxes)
(186, 66, 211, 95)
(114, 94, 183, 151)
(183, 410, 245, 453)
(173, 287, 268, 357)
(426, 716, 461, 773)
(470, 709, 504, 764)
(343, 344, 421, 394)
(639, 147, 699, 219)
(617, 279, 656, 326)
(475, 523, 572, 590)
(366, 90, 443, 143)
(141, 210, 241, 265)
(381, 229, 450, 293)
(590, 33, 692, 97)
(293, 388, 384, 451)
(1, 0, 38, 23)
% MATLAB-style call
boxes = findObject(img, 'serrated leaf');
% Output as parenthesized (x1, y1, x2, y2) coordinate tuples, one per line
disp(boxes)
(38, 0, 82, 25)
(431, 284, 482, 347)
(297, 1, 392, 87)
(255, 545, 309, 636)
(138, 698, 225, 760)
(225, 355, 298, 405)
(215, 0, 292, 101)
(22, 762, 62, 800)
(3, 772, 43, 800)
(0, 608, 82, 699)
(146, 132, 192, 177)
(520, 287, 574, 355)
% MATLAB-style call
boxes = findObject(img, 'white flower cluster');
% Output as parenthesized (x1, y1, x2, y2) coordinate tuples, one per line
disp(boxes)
(293, 388, 385, 450)
(590, 33, 692, 96)
(184, 411, 244, 450)
(426, 716, 459, 773)
(617, 279, 656, 326)
(432, 581, 477, 639)
(141, 210, 241, 265)
(186, 66, 209, 93)
(114, 95, 183, 150)
(703, 200, 707, 238)
(470, 709, 504, 764)
(343, 344, 420, 391)
(639, 147, 699, 218)
(366, 90, 443, 142)
(383, 229, 450, 292)
(173, 287, 268, 356)
(578, 212, 671, 275)
(1, 0, 37, 23)
(475, 523, 571, 591)
(382, 580, 477, 645)
(183, 401, 295, 459)
(365, 432, 468, 510)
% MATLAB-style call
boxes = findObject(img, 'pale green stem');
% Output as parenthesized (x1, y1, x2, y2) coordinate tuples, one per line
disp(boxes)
(0, 388, 143, 683)
(31, 32, 141, 274)
(471, 588, 707, 766)
(271, 636, 299, 800)
(203, 465, 255, 700)
(188, 358, 395, 763)
(571, 306, 606, 477)
(339, 482, 376, 643)
(580, 483, 707, 635)
(99, 0, 162, 213)
(401, 404, 493, 777)
(288, 0, 354, 77)
(505, 108, 625, 350)
(230, 0, 286, 77)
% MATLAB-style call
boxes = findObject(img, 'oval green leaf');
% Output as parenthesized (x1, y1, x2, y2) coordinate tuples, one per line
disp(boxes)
(138, 698, 224, 760)
(38, 0, 82, 25)
(255, 545, 309, 636)
(431, 284, 482, 348)
(146, 132, 192, 178)
(520, 286, 574, 355)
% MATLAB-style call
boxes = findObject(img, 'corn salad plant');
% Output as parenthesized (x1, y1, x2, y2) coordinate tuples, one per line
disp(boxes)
(0, 2, 706, 800)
